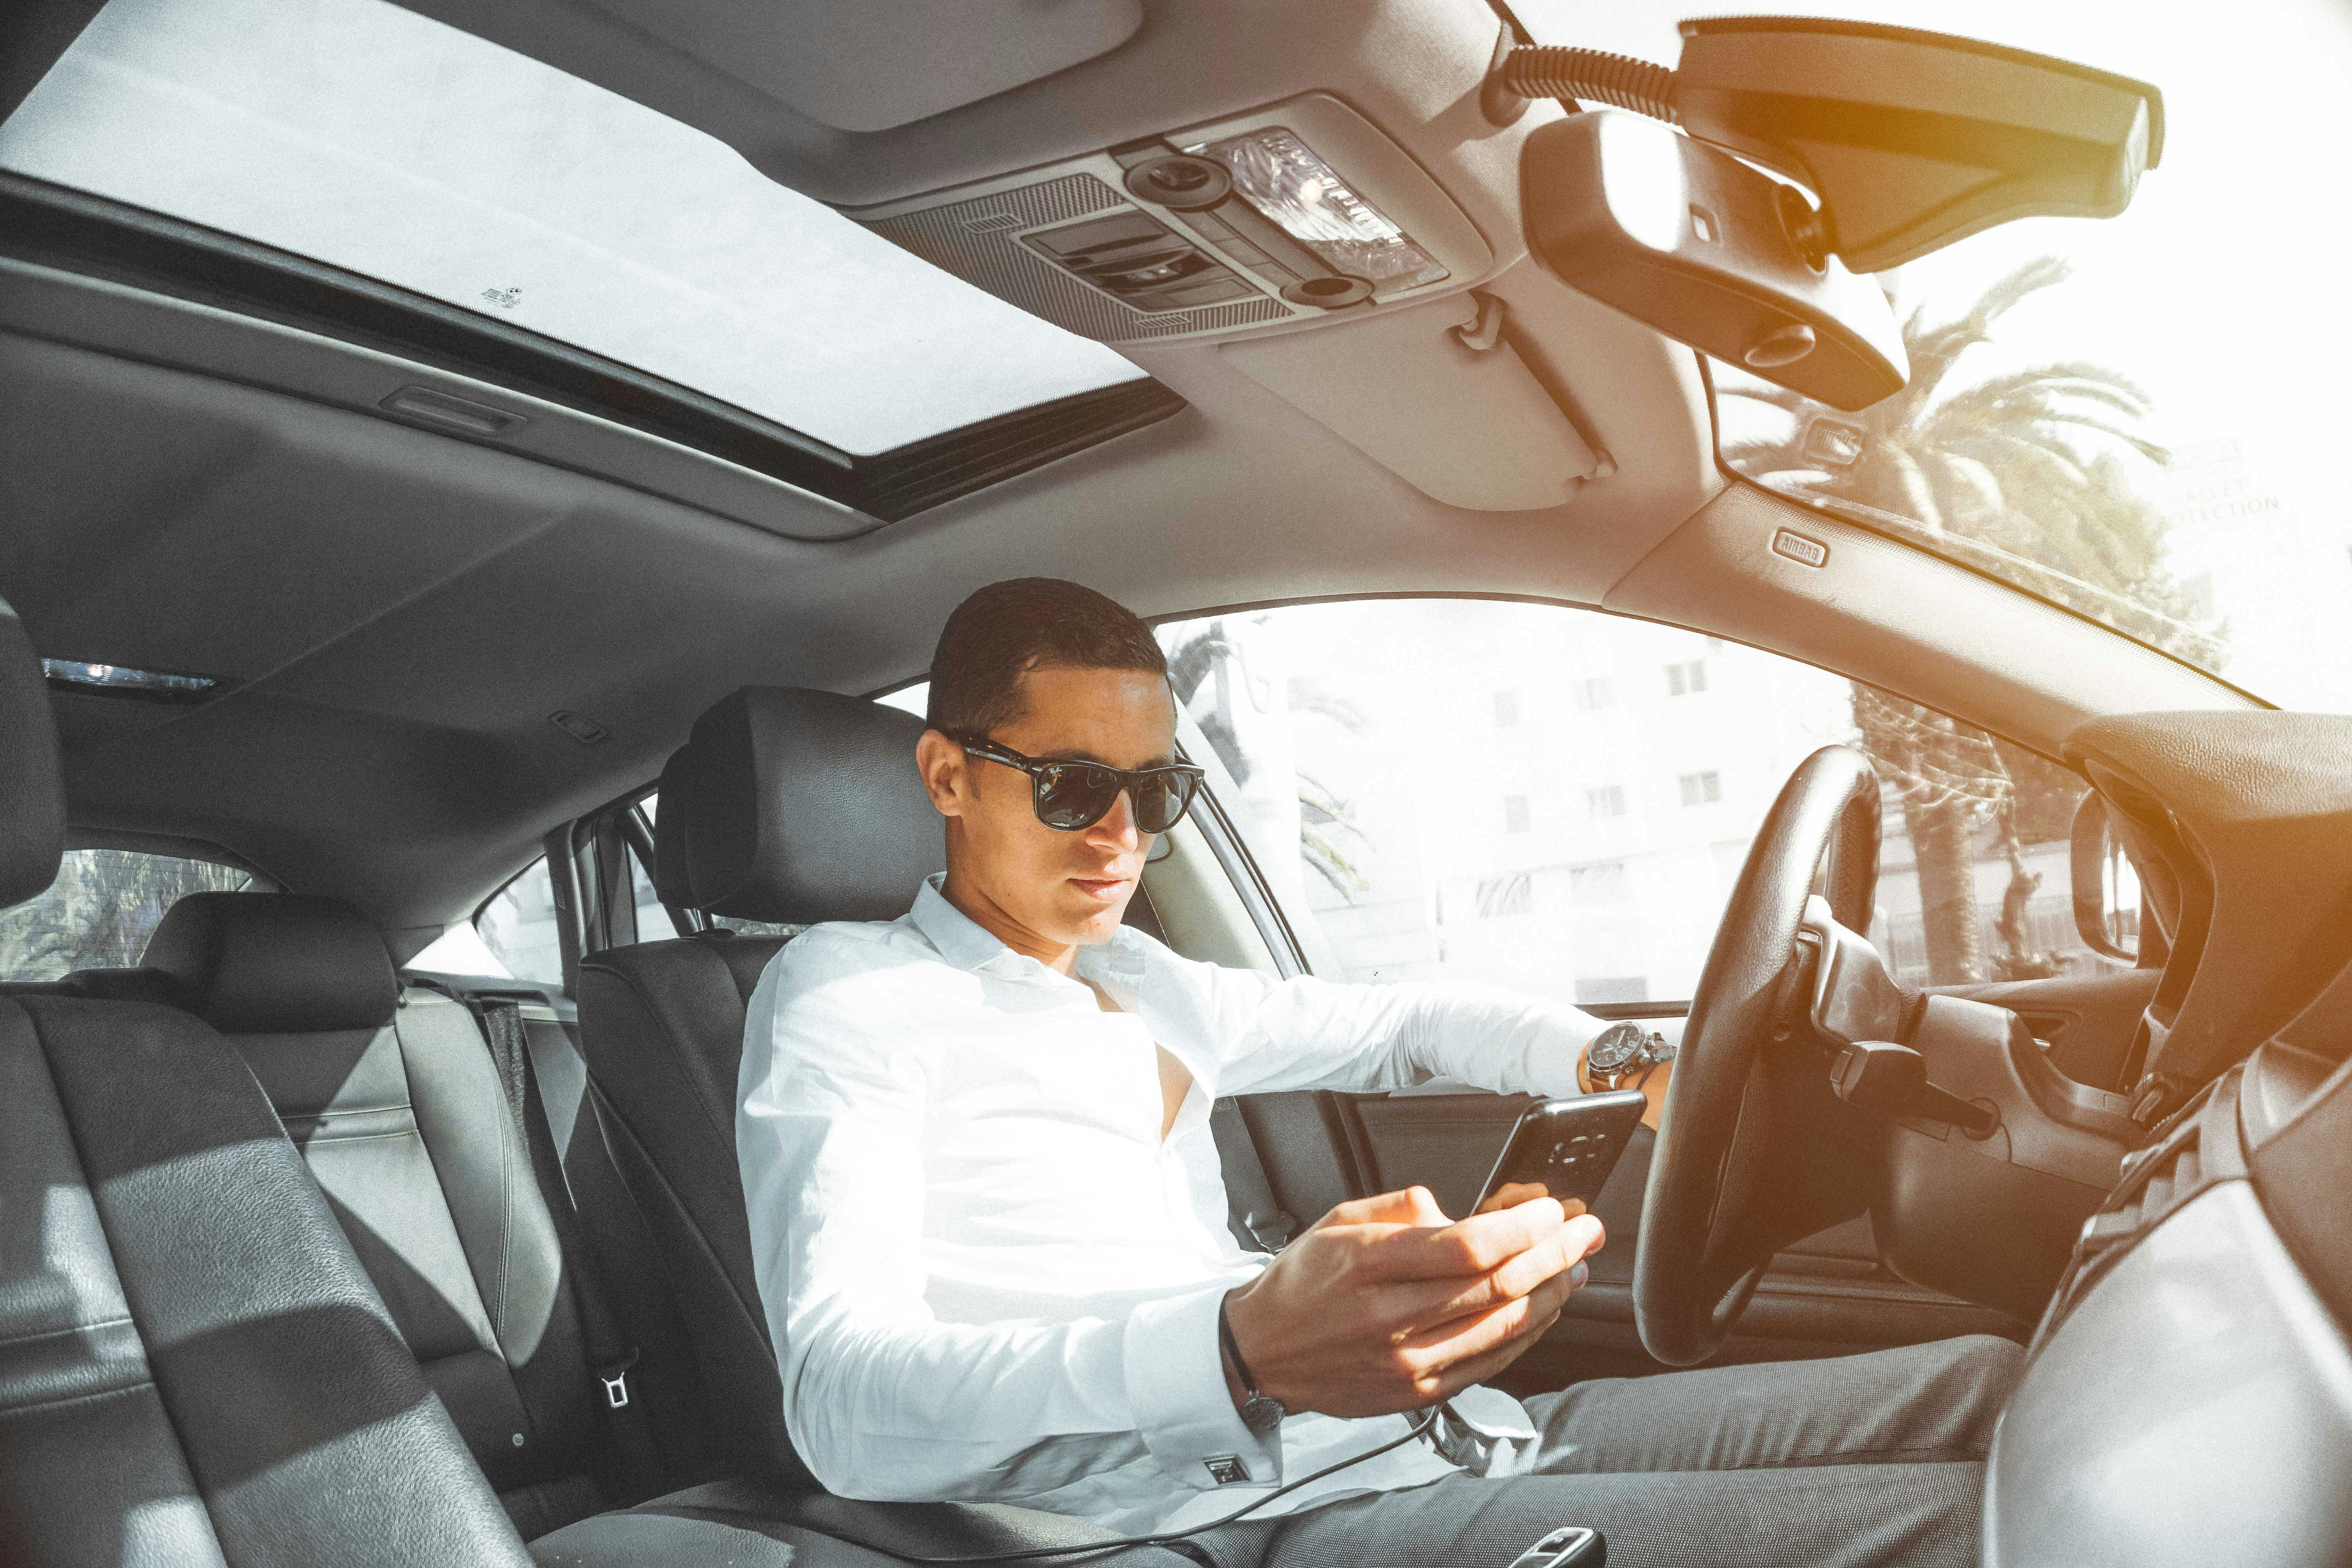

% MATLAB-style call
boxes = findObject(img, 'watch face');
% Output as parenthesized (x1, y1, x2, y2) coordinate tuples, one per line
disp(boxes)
(1241, 1394, 1285, 1434)
(1586, 1021, 1648, 1075)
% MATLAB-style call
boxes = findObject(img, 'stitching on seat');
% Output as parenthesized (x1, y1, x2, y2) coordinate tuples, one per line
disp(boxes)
(0, 1315, 135, 1348)
(0, 1377, 160, 1417)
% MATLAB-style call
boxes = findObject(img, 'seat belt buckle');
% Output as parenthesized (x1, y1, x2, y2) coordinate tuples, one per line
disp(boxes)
(599, 1349, 641, 1410)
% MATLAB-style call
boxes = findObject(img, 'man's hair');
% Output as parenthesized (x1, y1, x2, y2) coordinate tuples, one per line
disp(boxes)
(926, 578, 1167, 737)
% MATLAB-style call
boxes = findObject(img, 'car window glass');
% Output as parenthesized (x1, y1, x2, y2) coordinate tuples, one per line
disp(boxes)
(1156, 600, 2109, 1000)
(1515, 0, 2350, 716)
(0, 848, 250, 982)
(0, 0, 1146, 457)
(628, 799, 680, 942)
(475, 858, 565, 985)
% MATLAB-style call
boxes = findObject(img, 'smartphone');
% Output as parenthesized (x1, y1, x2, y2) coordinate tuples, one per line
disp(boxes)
(1471, 1091, 1648, 1214)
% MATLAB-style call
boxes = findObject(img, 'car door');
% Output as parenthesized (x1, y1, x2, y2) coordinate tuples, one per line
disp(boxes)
(1157, 596, 2152, 1383)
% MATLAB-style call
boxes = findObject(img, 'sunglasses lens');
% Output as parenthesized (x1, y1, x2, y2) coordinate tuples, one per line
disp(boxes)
(1033, 764, 1119, 829)
(1133, 771, 1198, 834)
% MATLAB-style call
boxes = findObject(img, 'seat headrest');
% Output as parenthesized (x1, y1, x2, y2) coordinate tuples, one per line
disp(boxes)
(676, 687, 944, 925)
(142, 893, 399, 1033)
(0, 596, 65, 909)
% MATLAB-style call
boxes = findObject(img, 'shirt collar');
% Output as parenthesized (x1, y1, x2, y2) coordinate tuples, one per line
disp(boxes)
(907, 873, 1150, 983)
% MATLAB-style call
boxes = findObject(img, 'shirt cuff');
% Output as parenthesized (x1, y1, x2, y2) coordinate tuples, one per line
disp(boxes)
(1125, 1282, 1282, 1493)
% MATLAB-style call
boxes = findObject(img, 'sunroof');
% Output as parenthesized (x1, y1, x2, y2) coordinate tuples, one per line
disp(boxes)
(0, 0, 1149, 458)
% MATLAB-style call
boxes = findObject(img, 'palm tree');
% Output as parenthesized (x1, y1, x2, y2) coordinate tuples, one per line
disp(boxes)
(1725, 258, 2221, 983)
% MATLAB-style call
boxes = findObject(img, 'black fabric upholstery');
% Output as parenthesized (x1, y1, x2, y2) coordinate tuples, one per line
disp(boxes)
(679, 688, 943, 924)
(575, 935, 807, 1485)
(1, 992, 532, 1566)
(0, 595, 64, 906)
(142, 891, 399, 1033)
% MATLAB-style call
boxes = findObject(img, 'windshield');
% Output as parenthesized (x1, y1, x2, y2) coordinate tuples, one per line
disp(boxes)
(1518, 0, 2352, 713)
(0, 0, 1145, 457)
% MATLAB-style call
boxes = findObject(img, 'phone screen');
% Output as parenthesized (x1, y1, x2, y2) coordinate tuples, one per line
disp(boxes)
(1472, 1090, 1648, 1214)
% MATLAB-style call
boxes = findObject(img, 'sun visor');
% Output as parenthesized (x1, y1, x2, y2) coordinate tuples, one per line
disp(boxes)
(1220, 293, 1605, 513)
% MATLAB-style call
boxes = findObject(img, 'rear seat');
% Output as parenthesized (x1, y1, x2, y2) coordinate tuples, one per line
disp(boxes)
(0, 594, 532, 1566)
(84, 891, 653, 1538)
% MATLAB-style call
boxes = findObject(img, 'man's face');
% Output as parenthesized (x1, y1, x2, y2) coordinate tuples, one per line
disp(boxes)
(924, 663, 1178, 954)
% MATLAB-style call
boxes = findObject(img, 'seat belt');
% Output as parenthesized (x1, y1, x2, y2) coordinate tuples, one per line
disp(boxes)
(470, 993, 667, 1501)
(1209, 1098, 1297, 1253)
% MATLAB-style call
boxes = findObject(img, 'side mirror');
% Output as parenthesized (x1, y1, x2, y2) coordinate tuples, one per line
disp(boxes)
(2069, 791, 2141, 963)
(1522, 111, 1907, 412)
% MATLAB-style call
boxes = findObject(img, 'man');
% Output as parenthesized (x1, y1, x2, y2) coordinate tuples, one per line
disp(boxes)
(740, 578, 2020, 1568)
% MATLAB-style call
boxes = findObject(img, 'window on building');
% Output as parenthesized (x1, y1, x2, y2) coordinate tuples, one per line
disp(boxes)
(1476, 873, 1533, 920)
(1155, 598, 2111, 1000)
(1679, 771, 1722, 807)
(0, 848, 251, 982)
(1571, 675, 1613, 711)
(1666, 660, 1709, 696)
(1494, 688, 1521, 727)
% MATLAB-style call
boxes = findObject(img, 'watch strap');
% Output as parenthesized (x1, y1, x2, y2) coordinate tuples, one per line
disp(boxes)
(1217, 1293, 1286, 1435)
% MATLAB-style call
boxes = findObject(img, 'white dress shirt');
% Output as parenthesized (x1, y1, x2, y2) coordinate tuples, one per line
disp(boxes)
(738, 875, 1602, 1534)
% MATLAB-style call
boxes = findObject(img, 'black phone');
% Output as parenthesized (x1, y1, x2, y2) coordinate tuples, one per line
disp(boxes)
(1471, 1091, 1648, 1214)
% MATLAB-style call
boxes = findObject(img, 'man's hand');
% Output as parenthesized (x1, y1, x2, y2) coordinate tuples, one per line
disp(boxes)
(1221, 1187, 1604, 1419)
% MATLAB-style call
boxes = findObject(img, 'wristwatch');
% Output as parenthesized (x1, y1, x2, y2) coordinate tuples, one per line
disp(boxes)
(1217, 1293, 1286, 1436)
(1584, 1021, 1677, 1092)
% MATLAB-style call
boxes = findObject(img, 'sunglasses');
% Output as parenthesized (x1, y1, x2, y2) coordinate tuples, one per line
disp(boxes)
(947, 732, 1207, 834)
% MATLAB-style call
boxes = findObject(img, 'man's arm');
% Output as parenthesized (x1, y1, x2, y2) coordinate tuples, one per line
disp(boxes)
(738, 934, 1279, 1506)
(1173, 954, 1608, 1103)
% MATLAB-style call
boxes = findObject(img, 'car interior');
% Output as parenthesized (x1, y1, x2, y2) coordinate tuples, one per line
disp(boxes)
(1, 0, 2348, 1564)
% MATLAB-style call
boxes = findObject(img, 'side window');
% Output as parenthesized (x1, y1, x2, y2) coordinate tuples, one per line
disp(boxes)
(629, 797, 680, 942)
(1157, 600, 2105, 999)
(0, 848, 251, 981)
(475, 858, 566, 985)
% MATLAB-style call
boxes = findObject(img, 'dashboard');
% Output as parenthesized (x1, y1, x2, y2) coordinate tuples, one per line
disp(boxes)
(1985, 710, 2352, 1564)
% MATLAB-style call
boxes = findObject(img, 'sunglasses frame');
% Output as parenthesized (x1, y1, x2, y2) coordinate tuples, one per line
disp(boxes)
(946, 731, 1207, 834)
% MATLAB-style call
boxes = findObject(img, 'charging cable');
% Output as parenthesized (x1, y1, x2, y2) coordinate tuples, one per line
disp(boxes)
(881, 1406, 1445, 1563)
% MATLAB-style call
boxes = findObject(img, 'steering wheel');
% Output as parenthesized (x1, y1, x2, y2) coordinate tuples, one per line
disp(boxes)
(1633, 744, 1886, 1366)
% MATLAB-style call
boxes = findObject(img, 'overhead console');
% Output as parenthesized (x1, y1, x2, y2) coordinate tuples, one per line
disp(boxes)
(851, 94, 1619, 513)
(849, 94, 1492, 343)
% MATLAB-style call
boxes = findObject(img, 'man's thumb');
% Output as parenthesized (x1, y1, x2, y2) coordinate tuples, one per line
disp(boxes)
(1320, 1185, 1454, 1229)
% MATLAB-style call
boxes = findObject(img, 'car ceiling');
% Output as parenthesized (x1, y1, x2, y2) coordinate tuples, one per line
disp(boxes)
(0, 0, 2248, 946)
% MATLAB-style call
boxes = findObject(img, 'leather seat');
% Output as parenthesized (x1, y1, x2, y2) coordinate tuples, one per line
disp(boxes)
(94, 890, 639, 1538)
(557, 688, 1156, 1561)
(572, 688, 944, 1487)
(0, 595, 535, 1566)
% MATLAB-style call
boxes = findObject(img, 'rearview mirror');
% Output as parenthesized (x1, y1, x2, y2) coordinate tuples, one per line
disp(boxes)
(2069, 792, 2141, 963)
(1522, 110, 1906, 411)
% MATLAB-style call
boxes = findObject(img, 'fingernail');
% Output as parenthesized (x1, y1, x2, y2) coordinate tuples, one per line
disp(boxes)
(1570, 1262, 1589, 1289)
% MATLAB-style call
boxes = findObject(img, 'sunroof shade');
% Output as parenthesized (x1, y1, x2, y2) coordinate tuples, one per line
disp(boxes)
(0, 0, 1148, 457)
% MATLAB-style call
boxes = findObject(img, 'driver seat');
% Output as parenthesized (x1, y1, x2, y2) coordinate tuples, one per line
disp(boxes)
(555, 688, 1126, 1559)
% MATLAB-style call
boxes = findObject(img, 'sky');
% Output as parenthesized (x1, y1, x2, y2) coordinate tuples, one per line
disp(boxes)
(0, 0, 1144, 455)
